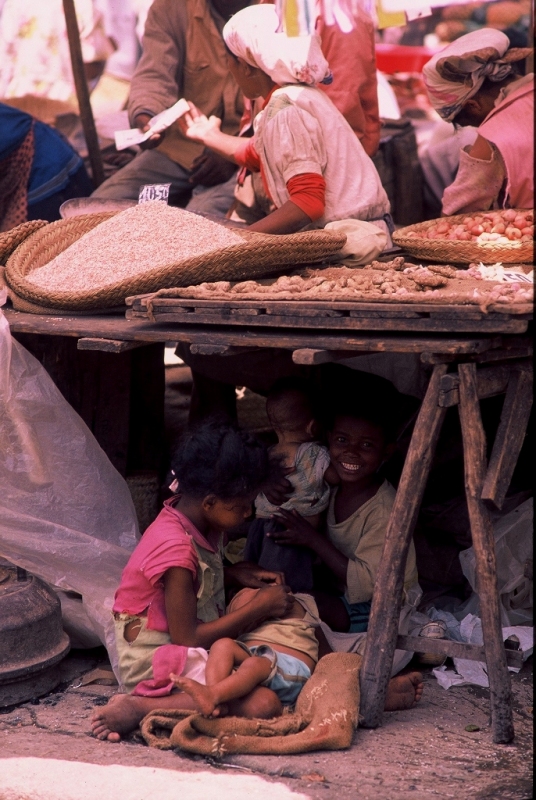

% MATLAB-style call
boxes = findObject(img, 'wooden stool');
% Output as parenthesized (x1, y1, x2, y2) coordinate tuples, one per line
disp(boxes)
(359, 348, 533, 744)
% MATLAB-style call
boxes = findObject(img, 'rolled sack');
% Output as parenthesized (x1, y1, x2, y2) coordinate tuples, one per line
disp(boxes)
(325, 219, 388, 266)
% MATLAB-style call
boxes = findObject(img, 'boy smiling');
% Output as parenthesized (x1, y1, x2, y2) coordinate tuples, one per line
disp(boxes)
(272, 407, 419, 634)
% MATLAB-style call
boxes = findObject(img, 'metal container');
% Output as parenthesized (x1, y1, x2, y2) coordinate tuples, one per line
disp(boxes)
(0, 566, 70, 707)
(417, 620, 448, 667)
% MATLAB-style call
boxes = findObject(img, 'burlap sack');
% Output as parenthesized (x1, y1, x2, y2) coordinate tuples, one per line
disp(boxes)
(140, 652, 361, 756)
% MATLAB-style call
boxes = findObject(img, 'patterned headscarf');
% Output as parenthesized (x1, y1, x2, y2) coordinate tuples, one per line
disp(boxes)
(422, 29, 532, 122)
(223, 4, 332, 87)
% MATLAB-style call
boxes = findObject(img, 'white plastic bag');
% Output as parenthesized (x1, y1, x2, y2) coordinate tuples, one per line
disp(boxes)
(0, 295, 138, 676)
(459, 499, 533, 626)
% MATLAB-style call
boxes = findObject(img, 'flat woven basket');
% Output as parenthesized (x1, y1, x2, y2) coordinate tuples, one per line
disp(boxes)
(0, 220, 48, 265)
(393, 211, 534, 264)
(5, 212, 347, 312)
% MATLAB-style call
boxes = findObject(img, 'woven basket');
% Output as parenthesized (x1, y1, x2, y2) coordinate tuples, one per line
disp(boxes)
(0, 220, 48, 265)
(393, 211, 534, 264)
(5, 211, 347, 312)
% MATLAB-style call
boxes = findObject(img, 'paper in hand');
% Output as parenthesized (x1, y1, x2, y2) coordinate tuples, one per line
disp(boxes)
(114, 98, 190, 151)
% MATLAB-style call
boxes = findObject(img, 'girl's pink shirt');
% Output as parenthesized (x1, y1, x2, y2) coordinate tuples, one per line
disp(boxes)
(112, 498, 218, 632)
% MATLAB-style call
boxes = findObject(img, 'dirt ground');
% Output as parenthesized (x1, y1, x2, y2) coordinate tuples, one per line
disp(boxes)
(0, 649, 532, 800)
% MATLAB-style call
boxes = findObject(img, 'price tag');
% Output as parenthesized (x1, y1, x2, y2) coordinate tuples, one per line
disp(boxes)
(138, 183, 171, 203)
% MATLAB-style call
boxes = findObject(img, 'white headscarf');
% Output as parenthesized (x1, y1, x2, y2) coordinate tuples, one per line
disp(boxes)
(422, 28, 532, 122)
(223, 4, 332, 87)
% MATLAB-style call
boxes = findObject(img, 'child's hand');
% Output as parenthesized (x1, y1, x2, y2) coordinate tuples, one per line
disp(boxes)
(179, 102, 222, 144)
(269, 509, 317, 548)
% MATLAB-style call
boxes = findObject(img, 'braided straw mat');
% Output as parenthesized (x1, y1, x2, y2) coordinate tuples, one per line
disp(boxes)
(5, 211, 346, 313)
(0, 220, 48, 266)
(393, 211, 534, 264)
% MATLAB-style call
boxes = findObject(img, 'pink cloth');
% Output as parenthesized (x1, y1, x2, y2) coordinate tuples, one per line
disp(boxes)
(131, 644, 188, 697)
(113, 498, 218, 632)
(478, 80, 534, 209)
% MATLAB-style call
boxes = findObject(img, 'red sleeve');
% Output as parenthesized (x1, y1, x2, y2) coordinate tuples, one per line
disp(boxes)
(234, 138, 261, 172)
(286, 173, 326, 221)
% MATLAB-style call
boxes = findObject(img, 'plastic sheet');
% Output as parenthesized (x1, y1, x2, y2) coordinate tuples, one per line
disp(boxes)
(0, 293, 138, 677)
(459, 498, 533, 626)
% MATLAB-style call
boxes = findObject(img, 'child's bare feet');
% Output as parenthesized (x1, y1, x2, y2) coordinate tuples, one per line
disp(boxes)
(384, 671, 423, 711)
(90, 695, 147, 742)
(171, 674, 223, 718)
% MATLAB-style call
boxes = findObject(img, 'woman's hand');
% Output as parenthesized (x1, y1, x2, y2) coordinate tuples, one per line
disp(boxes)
(270, 508, 319, 548)
(225, 560, 285, 588)
(179, 102, 222, 145)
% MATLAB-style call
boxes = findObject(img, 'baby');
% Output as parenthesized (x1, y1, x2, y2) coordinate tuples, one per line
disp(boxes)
(244, 378, 332, 593)
(172, 587, 319, 716)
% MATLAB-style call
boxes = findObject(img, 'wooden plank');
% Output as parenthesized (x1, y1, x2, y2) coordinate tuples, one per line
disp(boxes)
(4, 309, 507, 353)
(359, 364, 448, 729)
(291, 349, 368, 366)
(438, 362, 531, 407)
(395, 635, 523, 669)
(144, 309, 528, 334)
(421, 341, 533, 365)
(77, 338, 146, 353)
(458, 362, 514, 744)
(481, 367, 533, 509)
(132, 295, 533, 318)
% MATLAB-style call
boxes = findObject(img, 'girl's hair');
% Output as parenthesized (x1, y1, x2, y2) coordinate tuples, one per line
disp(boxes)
(171, 419, 272, 500)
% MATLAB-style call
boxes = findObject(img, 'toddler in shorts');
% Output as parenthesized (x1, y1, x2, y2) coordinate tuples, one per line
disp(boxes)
(244, 378, 332, 593)
(171, 587, 319, 714)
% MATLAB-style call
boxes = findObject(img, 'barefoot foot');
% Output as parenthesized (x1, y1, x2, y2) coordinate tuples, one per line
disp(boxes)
(90, 694, 148, 741)
(171, 675, 221, 717)
(384, 671, 423, 711)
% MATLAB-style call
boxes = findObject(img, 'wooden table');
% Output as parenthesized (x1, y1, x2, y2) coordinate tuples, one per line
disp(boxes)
(4, 299, 533, 743)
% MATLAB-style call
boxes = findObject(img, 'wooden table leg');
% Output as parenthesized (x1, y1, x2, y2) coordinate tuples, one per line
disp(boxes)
(458, 363, 514, 744)
(481, 366, 533, 510)
(359, 363, 448, 728)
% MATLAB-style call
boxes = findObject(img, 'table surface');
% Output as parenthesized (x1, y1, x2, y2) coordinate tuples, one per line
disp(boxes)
(4, 303, 532, 356)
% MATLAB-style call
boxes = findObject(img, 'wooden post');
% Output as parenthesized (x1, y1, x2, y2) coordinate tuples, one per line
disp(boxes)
(458, 363, 514, 744)
(359, 364, 447, 728)
(62, 0, 105, 187)
(481, 367, 533, 509)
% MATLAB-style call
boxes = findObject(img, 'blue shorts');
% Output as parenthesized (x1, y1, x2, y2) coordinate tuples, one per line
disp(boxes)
(341, 597, 372, 633)
(245, 644, 311, 706)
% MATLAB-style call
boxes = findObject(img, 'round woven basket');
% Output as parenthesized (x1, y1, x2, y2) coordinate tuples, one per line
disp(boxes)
(5, 212, 347, 311)
(0, 220, 48, 266)
(393, 211, 534, 264)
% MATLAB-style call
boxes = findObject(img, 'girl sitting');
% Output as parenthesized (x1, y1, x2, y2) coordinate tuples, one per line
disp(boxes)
(91, 420, 293, 742)
(179, 3, 390, 236)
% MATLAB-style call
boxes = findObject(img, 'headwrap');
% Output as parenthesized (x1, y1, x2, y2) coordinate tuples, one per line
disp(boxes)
(223, 4, 332, 87)
(422, 29, 532, 122)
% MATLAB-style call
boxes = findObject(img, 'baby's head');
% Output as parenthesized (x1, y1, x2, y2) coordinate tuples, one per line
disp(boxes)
(171, 419, 272, 531)
(266, 378, 316, 440)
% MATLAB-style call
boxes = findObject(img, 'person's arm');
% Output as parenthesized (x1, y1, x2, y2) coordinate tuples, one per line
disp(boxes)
(269, 509, 349, 582)
(128, 0, 187, 132)
(442, 139, 506, 216)
(164, 567, 293, 649)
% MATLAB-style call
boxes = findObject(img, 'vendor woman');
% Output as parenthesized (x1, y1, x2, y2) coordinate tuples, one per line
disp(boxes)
(422, 28, 533, 215)
(179, 3, 390, 235)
